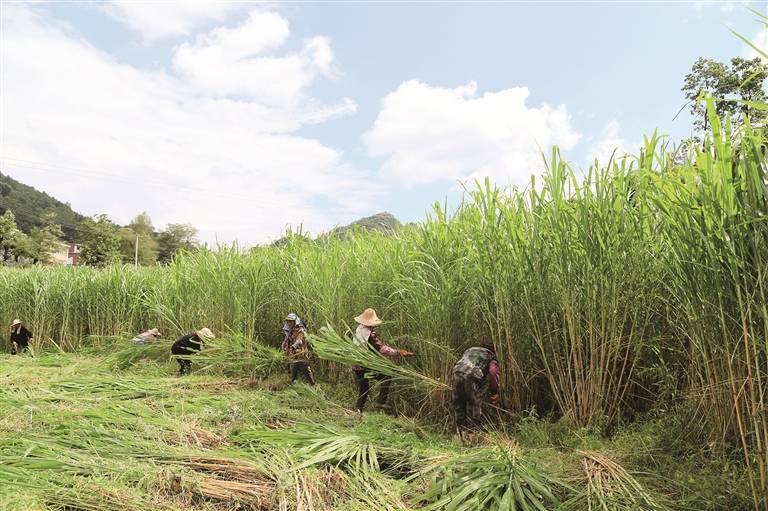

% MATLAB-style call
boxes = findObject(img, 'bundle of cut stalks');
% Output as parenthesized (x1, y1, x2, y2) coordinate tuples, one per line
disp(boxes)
(188, 334, 285, 378)
(105, 340, 174, 369)
(561, 450, 668, 511)
(308, 325, 447, 390)
(413, 447, 562, 511)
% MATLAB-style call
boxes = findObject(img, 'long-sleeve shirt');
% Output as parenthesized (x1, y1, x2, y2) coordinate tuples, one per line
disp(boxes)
(171, 333, 203, 355)
(352, 325, 400, 371)
(283, 326, 308, 356)
(453, 347, 500, 393)
(487, 360, 499, 394)
(10, 326, 32, 348)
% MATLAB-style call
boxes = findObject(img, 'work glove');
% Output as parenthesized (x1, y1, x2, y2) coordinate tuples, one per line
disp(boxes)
(399, 349, 415, 357)
(489, 393, 500, 405)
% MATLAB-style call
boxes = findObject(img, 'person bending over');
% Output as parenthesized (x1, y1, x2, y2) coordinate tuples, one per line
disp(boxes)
(171, 327, 214, 375)
(452, 345, 500, 436)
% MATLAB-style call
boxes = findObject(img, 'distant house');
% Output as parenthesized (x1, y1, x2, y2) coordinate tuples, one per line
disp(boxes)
(50, 243, 80, 266)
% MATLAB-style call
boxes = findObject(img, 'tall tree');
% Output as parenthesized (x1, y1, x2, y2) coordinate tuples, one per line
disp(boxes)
(0, 210, 23, 262)
(682, 57, 768, 133)
(120, 212, 159, 265)
(157, 223, 199, 263)
(26, 212, 65, 264)
(78, 214, 121, 267)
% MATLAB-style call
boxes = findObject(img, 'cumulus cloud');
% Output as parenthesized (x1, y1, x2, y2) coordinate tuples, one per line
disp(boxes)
(589, 120, 640, 165)
(103, 1, 240, 41)
(1, 5, 366, 245)
(364, 80, 580, 188)
(172, 10, 340, 105)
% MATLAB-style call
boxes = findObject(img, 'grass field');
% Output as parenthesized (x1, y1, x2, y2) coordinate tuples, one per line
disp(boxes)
(0, 351, 752, 510)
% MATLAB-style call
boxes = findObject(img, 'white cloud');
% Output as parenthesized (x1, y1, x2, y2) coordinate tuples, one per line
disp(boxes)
(1, 6, 367, 245)
(364, 80, 580, 188)
(104, 1, 240, 41)
(745, 26, 768, 61)
(693, 0, 752, 13)
(589, 120, 640, 165)
(172, 10, 339, 105)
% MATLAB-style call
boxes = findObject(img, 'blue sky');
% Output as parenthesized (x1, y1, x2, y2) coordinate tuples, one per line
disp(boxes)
(1, 1, 765, 244)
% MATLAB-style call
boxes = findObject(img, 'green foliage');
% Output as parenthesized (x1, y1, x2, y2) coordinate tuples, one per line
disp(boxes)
(682, 56, 768, 132)
(77, 214, 121, 267)
(309, 324, 446, 390)
(0, 171, 83, 241)
(118, 212, 159, 265)
(157, 222, 198, 263)
(414, 448, 563, 511)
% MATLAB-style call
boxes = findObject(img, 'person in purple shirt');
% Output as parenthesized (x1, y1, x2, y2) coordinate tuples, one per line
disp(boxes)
(452, 345, 500, 435)
(351, 308, 413, 413)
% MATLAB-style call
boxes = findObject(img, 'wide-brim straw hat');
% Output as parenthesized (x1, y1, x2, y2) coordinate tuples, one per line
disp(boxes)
(354, 308, 382, 327)
(11, 319, 21, 326)
(196, 327, 215, 339)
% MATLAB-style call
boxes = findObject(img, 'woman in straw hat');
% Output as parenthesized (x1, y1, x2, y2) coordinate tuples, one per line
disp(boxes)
(352, 308, 413, 413)
(10, 319, 32, 354)
(171, 327, 214, 376)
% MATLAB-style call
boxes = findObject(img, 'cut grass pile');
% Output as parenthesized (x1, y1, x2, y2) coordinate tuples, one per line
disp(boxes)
(0, 352, 745, 510)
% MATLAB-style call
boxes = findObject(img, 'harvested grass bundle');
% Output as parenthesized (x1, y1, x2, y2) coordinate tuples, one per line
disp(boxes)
(309, 325, 446, 390)
(196, 477, 273, 508)
(234, 423, 409, 475)
(105, 339, 174, 370)
(561, 451, 669, 511)
(413, 447, 563, 511)
(190, 333, 285, 378)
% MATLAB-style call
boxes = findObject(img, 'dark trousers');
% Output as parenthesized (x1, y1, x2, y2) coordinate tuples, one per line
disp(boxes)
(10, 342, 28, 355)
(177, 358, 192, 376)
(453, 373, 483, 430)
(354, 369, 391, 411)
(171, 343, 196, 376)
(290, 361, 315, 384)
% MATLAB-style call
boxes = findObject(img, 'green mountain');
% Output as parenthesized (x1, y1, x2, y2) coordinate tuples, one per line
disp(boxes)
(322, 212, 402, 239)
(0, 172, 84, 241)
(272, 212, 403, 247)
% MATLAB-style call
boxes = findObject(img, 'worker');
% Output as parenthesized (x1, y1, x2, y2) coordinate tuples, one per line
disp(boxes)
(281, 312, 315, 385)
(131, 328, 161, 345)
(452, 345, 500, 436)
(171, 327, 214, 375)
(10, 319, 32, 354)
(352, 308, 413, 413)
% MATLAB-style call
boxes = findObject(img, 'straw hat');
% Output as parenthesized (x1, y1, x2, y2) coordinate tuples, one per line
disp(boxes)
(196, 327, 215, 339)
(11, 319, 21, 326)
(354, 308, 382, 327)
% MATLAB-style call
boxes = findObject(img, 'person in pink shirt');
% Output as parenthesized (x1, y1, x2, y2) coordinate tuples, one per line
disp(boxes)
(351, 308, 413, 413)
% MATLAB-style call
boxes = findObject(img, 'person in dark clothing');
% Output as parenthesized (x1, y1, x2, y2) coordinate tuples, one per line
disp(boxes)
(171, 327, 214, 375)
(10, 319, 32, 354)
(281, 312, 314, 385)
(453, 345, 500, 435)
(351, 308, 413, 413)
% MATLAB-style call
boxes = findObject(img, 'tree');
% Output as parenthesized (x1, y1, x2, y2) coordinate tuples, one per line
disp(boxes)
(682, 57, 768, 133)
(78, 214, 121, 267)
(157, 223, 199, 263)
(26, 211, 65, 264)
(0, 210, 23, 262)
(119, 212, 159, 265)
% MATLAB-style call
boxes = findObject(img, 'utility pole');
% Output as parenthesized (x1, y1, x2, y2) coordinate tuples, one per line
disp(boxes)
(134, 235, 139, 266)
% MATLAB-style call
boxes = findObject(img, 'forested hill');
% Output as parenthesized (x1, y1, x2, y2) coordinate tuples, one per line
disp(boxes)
(0, 172, 84, 241)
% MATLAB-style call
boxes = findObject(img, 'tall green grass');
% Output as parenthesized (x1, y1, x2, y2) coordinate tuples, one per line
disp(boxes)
(1, 103, 766, 506)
